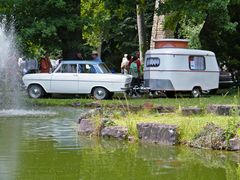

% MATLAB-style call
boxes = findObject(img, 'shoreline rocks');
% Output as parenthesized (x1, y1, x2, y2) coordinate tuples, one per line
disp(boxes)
(155, 106, 176, 114)
(182, 107, 204, 116)
(78, 119, 98, 135)
(101, 126, 128, 140)
(137, 123, 178, 145)
(190, 123, 226, 150)
(228, 138, 240, 151)
(77, 105, 240, 151)
(207, 105, 240, 116)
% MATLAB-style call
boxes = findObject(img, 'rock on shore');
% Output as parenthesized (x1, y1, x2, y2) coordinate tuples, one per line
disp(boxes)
(137, 123, 178, 145)
(78, 119, 97, 135)
(182, 107, 203, 116)
(207, 105, 240, 116)
(190, 123, 226, 150)
(101, 126, 128, 140)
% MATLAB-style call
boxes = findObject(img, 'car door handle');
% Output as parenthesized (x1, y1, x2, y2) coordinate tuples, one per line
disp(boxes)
(73, 74, 78, 77)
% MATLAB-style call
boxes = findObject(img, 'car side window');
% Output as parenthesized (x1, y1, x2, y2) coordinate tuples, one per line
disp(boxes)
(56, 64, 77, 73)
(78, 64, 97, 73)
(189, 56, 206, 70)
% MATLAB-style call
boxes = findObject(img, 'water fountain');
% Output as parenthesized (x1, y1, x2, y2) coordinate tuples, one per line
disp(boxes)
(0, 21, 23, 110)
(0, 21, 56, 117)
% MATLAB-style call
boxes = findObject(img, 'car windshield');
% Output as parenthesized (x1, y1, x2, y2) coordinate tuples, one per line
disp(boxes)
(99, 63, 112, 73)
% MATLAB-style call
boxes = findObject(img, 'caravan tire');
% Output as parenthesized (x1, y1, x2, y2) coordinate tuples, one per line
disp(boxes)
(191, 87, 202, 98)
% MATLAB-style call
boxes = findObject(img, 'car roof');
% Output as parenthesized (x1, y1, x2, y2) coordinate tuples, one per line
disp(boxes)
(146, 48, 215, 56)
(61, 60, 103, 65)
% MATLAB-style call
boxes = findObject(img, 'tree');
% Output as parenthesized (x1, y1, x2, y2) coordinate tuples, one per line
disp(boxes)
(102, 0, 152, 62)
(157, 0, 240, 70)
(1, 0, 83, 59)
(137, 0, 147, 62)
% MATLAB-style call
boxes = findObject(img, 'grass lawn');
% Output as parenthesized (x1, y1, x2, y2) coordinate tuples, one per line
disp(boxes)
(113, 111, 239, 142)
(29, 90, 239, 108)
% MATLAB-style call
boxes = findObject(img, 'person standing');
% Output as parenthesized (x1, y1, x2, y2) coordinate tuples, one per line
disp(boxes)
(135, 51, 141, 72)
(75, 51, 84, 60)
(121, 54, 129, 74)
(40, 52, 52, 73)
(91, 51, 102, 62)
(129, 56, 141, 97)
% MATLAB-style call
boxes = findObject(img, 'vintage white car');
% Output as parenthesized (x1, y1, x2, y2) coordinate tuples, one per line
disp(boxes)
(22, 61, 132, 100)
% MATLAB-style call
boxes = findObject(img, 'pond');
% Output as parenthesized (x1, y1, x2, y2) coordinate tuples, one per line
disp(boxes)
(0, 107, 239, 180)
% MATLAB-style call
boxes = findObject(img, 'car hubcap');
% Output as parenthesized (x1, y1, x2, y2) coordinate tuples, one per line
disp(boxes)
(30, 87, 41, 98)
(94, 88, 106, 99)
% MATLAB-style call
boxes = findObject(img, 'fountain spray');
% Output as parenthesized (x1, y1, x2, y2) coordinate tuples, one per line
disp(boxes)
(0, 21, 23, 109)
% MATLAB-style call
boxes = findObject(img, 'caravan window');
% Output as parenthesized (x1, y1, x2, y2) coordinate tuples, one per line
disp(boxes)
(189, 56, 205, 70)
(146, 57, 160, 67)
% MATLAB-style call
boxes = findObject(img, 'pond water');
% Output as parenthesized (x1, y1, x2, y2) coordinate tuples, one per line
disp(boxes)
(0, 107, 240, 180)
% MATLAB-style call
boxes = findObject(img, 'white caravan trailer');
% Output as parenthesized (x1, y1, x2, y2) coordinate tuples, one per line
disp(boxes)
(144, 48, 220, 97)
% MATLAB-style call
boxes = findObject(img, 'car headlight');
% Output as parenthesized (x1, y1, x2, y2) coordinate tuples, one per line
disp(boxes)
(126, 78, 132, 84)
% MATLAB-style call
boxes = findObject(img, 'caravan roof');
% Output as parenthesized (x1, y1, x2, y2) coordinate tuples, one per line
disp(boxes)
(146, 48, 215, 56)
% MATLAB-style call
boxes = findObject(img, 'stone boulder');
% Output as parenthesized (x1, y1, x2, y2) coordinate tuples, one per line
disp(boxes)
(85, 101, 101, 108)
(190, 123, 226, 150)
(155, 106, 176, 114)
(228, 138, 240, 151)
(182, 107, 203, 116)
(143, 102, 154, 111)
(70, 102, 81, 107)
(101, 126, 128, 140)
(79, 108, 102, 120)
(128, 105, 142, 112)
(137, 123, 178, 145)
(78, 119, 97, 135)
(207, 105, 240, 116)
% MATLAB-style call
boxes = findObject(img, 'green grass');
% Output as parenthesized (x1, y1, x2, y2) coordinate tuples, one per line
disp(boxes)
(113, 111, 239, 142)
(29, 90, 239, 108)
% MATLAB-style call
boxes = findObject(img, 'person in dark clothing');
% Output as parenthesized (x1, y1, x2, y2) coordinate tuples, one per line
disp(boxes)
(75, 51, 84, 60)
(40, 52, 52, 73)
(129, 56, 141, 97)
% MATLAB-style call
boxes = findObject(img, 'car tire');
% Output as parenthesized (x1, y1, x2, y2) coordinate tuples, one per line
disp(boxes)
(92, 87, 109, 100)
(165, 91, 176, 98)
(108, 92, 114, 99)
(191, 87, 201, 98)
(28, 85, 45, 99)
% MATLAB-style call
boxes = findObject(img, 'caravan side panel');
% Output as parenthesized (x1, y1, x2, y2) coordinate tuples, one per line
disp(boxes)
(144, 54, 219, 91)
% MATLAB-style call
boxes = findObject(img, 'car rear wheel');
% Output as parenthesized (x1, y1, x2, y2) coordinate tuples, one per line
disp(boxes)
(191, 87, 201, 98)
(92, 87, 109, 100)
(28, 85, 45, 99)
(165, 91, 176, 98)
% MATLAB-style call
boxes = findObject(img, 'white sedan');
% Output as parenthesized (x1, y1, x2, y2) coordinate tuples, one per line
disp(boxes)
(22, 61, 132, 100)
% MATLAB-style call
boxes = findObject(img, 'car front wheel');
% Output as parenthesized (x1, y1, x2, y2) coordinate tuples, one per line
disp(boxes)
(92, 87, 109, 100)
(28, 85, 45, 99)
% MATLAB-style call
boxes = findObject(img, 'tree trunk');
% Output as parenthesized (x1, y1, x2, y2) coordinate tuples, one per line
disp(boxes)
(136, 4, 147, 63)
(150, 0, 174, 49)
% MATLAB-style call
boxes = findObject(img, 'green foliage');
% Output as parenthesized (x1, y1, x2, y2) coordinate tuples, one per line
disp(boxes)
(0, 0, 154, 64)
(158, 0, 240, 70)
(0, 0, 82, 58)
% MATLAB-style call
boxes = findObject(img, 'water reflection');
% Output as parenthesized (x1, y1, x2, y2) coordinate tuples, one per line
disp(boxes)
(0, 119, 21, 180)
(0, 107, 240, 179)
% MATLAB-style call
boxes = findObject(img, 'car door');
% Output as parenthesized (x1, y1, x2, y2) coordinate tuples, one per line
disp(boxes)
(50, 63, 79, 93)
(78, 63, 98, 94)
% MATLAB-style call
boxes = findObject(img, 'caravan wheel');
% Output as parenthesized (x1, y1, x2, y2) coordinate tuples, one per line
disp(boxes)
(191, 87, 202, 98)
